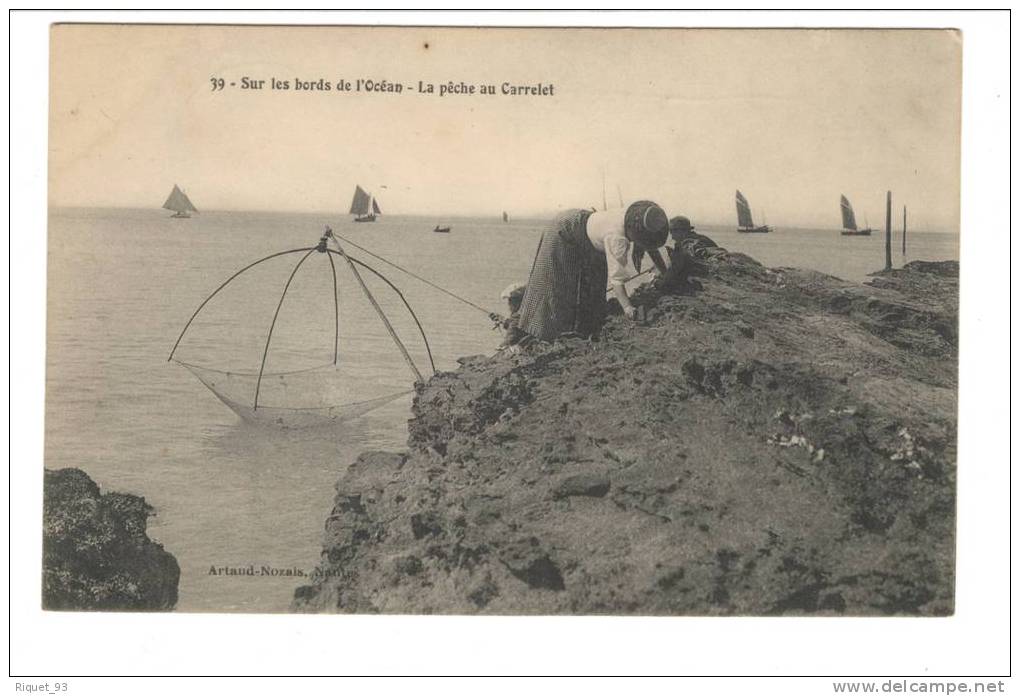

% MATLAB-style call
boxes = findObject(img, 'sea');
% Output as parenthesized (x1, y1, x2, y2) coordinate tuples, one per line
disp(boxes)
(44, 207, 959, 612)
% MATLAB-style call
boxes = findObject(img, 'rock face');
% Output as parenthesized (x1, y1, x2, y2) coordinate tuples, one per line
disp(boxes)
(294, 237, 956, 615)
(43, 468, 180, 611)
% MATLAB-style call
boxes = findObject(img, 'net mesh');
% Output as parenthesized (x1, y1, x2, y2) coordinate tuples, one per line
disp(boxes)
(170, 241, 432, 428)
(176, 360, 413, 428)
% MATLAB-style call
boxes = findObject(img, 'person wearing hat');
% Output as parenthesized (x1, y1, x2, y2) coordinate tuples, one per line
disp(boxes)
(652, 211, 718, 291)
(490, 282, 529, 349)
(513, 200, 670, 343)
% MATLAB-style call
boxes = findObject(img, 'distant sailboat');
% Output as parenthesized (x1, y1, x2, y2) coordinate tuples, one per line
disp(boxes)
(163, 184, 198, 219)
(502, 211, 509, 223)
(840, 195, 874, 236)
(735, 190, 771, 233)
(350, 185, 381, 223)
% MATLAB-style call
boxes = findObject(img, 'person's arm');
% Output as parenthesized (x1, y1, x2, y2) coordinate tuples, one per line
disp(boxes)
(648, 247, 669, 275)
(612, 283, 636, 318)
(606, 236, 637, 318)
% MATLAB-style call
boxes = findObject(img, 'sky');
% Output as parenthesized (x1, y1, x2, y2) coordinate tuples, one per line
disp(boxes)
(49, 25, 961, 232)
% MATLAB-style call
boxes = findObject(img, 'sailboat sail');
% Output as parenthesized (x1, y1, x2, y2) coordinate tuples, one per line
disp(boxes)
(735, 190, 755, 228)
(163, 185, 198, 214)
(349, 185, 372, 215)
(840, 195, 858, 231)
(349, 185, 382, 217)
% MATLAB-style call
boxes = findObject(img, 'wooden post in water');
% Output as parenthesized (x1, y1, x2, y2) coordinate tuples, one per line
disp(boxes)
(885, 191, 892, 271)
(902, 205, 907, 255)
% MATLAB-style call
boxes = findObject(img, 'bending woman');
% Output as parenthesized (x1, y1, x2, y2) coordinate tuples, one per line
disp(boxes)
(515, 200, 670, 343)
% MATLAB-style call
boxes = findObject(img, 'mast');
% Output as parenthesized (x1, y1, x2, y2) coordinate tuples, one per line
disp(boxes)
(601, 170, 607, 211)
(616, 184, 623, 208)
(884, 190, 892, 270)
(902, 205, 907, 255)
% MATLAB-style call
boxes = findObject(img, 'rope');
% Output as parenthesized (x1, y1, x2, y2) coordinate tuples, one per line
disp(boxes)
(329, 231, 493, 316)
(327, 250, 437, 376)
(329, 238, 424, 383)
(170, 242, 436, 380)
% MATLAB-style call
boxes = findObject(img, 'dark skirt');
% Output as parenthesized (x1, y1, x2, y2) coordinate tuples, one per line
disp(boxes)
(516, 209, 607, 342)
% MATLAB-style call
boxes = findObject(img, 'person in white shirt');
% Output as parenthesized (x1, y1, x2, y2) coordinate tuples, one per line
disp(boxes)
(514, 200, 669, 343)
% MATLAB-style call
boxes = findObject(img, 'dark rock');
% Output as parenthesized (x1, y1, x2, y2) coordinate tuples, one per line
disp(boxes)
(467, 575, 500, 608)
(394, 555, 423, 576)
(43, 468, 180, 611)
(553, 473, 611, 499)
(410, 512, 443, 540)
(499, 539, 565, 591)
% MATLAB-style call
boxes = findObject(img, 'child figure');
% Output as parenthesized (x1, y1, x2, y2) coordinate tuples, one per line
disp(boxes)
(490, 282, 528, 350)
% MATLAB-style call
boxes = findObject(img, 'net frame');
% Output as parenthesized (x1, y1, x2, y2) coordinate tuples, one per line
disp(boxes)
(168, 231, 435, 425)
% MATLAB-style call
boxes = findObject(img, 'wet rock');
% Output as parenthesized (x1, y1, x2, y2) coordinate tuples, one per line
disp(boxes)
(43, 468, 180, 611)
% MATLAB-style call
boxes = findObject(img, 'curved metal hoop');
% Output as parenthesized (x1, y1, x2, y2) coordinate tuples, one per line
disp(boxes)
(253, 249, 316, 410)
(167, 247, 316, 362)
(168, 242, 437, 410)
(326, 250, 437, 376)
(326, 250, 340, 364)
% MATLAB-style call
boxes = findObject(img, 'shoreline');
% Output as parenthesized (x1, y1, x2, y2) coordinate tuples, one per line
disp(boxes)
(293, 232, 958, 615)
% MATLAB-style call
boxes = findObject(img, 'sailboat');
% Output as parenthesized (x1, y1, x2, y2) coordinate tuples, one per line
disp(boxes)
(163, 184, 198, 219)
(735, 190, 771, 233)
(349, 185, 381, 223)
(840, 195, 874, 236)
(502, 211, 509, 223)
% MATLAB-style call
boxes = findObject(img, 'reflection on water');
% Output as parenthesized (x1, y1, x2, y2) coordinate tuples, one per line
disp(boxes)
(175, 413, 407, 612)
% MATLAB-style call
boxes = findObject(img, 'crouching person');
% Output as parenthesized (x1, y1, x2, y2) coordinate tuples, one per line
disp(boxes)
(490, 282, 529, 350)
(513, 200, 670, 343)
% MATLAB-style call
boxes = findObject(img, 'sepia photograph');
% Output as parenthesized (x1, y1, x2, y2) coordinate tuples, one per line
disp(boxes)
(44, 23, 962, 616)
(10, 10, 1011, 682)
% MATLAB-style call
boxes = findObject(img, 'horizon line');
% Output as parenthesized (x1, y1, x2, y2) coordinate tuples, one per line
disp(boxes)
(47, 204, 959, 235)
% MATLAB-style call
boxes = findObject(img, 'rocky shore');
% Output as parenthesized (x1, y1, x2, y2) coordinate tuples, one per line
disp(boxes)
(43, 468, 180, 611)
(293, 233, 957, 615)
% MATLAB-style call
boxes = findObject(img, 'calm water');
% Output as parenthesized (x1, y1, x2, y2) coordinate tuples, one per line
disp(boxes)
(45, 207, 957, 612)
